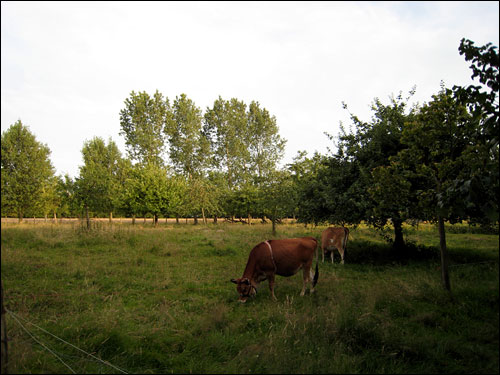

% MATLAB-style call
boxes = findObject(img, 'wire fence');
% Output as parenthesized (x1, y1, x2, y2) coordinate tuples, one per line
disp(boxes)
(5, 308, 129, 374)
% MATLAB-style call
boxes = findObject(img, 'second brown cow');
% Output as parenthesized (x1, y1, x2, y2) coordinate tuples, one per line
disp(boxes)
(321, 227, 349, 264)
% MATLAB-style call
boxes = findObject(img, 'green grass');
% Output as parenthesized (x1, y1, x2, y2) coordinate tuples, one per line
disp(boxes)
(1, 221, 498, 374)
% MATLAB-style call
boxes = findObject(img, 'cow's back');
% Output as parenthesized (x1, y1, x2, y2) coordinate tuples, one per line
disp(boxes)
(266, 237, 317, 276)
(271, 237, 316, 258)
(322, 227, 345, 250)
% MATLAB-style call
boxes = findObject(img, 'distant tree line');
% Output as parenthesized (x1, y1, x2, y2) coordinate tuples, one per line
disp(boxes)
(2, 93, 290, 229)
(1, 38, 498, 289)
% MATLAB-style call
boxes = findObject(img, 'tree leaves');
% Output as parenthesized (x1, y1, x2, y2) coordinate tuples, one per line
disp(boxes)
(1, 120, 55, 220)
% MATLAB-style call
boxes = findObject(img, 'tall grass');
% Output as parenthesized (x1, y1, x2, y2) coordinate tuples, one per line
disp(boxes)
(1, 221, 498, 374)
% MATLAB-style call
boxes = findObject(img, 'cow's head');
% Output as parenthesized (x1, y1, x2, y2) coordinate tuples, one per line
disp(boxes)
(230, 277, 256, 303)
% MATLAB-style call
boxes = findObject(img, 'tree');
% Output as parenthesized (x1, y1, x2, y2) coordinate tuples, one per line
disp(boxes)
(454, 38, 498, 149)
(203, 97, 251, 188)
(39, 175, 61, 222)
(183, 176, 219, 224)
(121, 163, 177, 226)
(119, 90, 170, 166)
(398, 87, 474, 291)
(318, 153, 368, 227)
(247, 101, 286, 182)
(75, 137, 128, 227)
(290, 151, 330, 226)
(1, 120, 55, 222)
(453, 38, 499, 225)
(319, 91, 418, 248)
(162, 175, 188, 224)
(260, 170, 296, 235)
(228, 183, 261, 224)
(205, 171, 228, 223)
(56, 174, 80, 218)
(166, 93, 209, 178)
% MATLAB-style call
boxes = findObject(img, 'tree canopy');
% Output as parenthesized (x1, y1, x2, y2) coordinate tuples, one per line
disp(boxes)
(1, 120, 55, 221)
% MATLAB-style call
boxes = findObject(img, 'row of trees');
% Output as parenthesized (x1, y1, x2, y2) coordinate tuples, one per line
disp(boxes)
(2, 38, 499, 289)
(1, 93, 292, 230)
(292, 38, 498, 290)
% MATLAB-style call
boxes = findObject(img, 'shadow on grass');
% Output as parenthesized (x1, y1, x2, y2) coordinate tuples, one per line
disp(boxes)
(339, 240, 438, 266)
(341, 240, 498, 266)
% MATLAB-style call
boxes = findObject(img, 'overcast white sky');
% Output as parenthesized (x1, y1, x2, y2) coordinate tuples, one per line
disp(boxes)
(2, 1, 499, 179)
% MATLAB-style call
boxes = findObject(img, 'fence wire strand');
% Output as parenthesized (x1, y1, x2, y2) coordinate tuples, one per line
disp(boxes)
(6, 308, 129, 374)
(7, 309, 76, 374)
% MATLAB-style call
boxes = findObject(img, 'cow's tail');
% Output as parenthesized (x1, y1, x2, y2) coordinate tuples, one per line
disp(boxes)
(343, 227, 349, 258)
(313, 238, 319, 288)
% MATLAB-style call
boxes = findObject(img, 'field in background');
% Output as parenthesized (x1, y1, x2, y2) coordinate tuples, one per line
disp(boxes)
(1, 221, 498, 374)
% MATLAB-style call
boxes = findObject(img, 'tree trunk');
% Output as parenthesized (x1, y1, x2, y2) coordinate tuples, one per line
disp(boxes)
(154, 214, 158, 227)
(392, 218, 405, 251)
(438, 216, 451, 291)
(109, 211, 113, 224)
(1, 280, 8, 374)
(272, 217, 277, 236)
(248, 213, 251, 225)
(53, 211, 58, 225)
(132, 215, 136, 225)
(85, 205, 90, 230)
(202, 208, 206, 224)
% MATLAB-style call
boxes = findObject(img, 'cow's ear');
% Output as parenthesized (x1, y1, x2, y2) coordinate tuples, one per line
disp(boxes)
(230, 278, 238, 284)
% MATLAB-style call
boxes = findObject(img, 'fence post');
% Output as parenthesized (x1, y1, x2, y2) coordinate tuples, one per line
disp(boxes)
(1, 280, 8, 374)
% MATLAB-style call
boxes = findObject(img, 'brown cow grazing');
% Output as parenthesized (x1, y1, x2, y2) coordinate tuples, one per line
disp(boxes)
(231, 237, 319, 303)
(321, 227, 349, 264)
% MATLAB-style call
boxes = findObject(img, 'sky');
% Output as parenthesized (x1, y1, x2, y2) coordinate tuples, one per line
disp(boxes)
(1, 1, 499, 179)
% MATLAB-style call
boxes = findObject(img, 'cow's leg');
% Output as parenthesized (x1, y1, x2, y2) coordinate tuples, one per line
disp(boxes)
(321, 247, 325, 263)
(330, 250, 334, 264)
(309, 267, 316, 294)
(339, 248, 344, 264)
(301, 267, 311, 296)
(268, 274, 277, 301)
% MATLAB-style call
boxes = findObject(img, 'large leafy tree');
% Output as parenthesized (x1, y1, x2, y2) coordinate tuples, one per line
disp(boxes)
(203, 97, 251, 188)
(247, 101, 286, 183)
(205, 171, 230, 223)
(453, 38, 499, 224)
(323, 92, 418, 249)
(56, 174, 80, 218)
(166, 93, 209, 178)
(454, 38, 498, 148)
(121, 163, 179, 226)
(397, 88, 474, 291)
(318, 153, 368, 227)
(260, 169, 296, 235)
(39, 175, 61, 221)
(75, 137, 129, 226)
(183, 176, 219, 224)
(204, 97, 286, 221)
(290, 151, 331, 226)
(1, 120, 55, 222)
(119, 90, 170, 166)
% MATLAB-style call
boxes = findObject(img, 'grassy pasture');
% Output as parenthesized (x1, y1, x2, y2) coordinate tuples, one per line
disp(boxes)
(1, 221, 498, 374)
